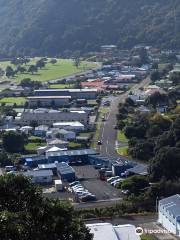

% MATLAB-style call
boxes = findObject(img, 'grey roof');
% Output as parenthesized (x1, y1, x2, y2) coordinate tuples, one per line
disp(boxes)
(38, 163, 56, 169)
(48, 149, 96, 157)
(24, 170, 53, 177)
(128, 164, 148, 175)
(159, 195, 180, 219)
(56, 162, 75, 174)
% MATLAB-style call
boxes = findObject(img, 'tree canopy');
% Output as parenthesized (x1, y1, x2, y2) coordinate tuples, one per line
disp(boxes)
(0, 174, 92, 240)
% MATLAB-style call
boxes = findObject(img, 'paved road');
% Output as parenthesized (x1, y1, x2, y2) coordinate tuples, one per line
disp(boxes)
(97, 77, 151, 157)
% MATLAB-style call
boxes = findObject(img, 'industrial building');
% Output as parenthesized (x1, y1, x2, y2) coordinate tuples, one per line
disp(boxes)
(24, 149, 97, 167)
(88, 155, 147, 176)
(34, 88, 98, 100)
(56, 162, 75, 182)
(158, 195, 180, 237)
(23, 170, 53, 184)
(87, 223, 140, 240)
(15, 108, 88, 126)
(27, 96, 71, 107)
(46, 149, 97, 164)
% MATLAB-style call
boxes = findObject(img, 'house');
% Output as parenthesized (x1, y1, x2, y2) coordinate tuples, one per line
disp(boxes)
(59, 129, 76, 141)
(47, 139, 69, 148)
(87, 223, 140, 240)
(23, 170, 53, 184)
(158, 195, 180, 237)
(34, 125, 49, 137)
(53, 121, 85, 132)
(20, 126, 33, 134)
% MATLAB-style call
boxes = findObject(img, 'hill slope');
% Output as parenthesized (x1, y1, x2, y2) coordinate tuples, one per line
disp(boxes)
(0, 0, 180, 56)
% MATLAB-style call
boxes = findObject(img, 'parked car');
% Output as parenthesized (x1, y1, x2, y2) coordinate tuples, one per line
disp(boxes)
(98, 140, 102, 145)
(107, 176, 120, 183)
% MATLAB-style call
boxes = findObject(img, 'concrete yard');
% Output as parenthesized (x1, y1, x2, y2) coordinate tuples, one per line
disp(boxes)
(81, 179, 122, 201)
(73, 165, 99, 180)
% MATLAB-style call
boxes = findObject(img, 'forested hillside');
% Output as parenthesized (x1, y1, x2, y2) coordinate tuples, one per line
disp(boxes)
(0, 0, 180, 56)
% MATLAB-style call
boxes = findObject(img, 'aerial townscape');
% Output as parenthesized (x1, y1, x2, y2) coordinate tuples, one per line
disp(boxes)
(0, 1, 180, 240)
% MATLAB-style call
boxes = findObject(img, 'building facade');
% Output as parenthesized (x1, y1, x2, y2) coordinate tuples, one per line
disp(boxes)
(34, 88, 98, 100)
(15, 109, 88, 126)
(158, 194, 180, 237)
(27, 96, 71, 107)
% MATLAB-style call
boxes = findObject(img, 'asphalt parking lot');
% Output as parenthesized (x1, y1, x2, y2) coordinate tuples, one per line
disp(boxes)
(81, 179, 122, 201)
(73, 165, 99, 180)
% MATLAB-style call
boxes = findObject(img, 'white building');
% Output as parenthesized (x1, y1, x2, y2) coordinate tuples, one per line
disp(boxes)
(87, 223, 140, 240)
(158, 194, 180, 237)
(15, 108, 88, 126)
(23, 170, 53, 184)
(53, 121, 85, 132)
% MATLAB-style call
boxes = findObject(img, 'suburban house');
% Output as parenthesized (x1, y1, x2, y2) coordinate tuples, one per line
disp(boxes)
(53, 121, 85, 132)
(34, 125, 49, 137)
(158, 194, 180, 237)
(58, 129, 76, 141)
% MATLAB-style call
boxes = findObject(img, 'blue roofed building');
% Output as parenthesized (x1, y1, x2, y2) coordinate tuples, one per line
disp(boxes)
(56, 162, 75, 182)
(158, 195, 180, 237)
(46, 149, 97, 164)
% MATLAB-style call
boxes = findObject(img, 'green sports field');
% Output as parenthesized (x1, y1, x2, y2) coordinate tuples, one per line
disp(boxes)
(0, 97, 26, 106)
(0, 58, 98, 83)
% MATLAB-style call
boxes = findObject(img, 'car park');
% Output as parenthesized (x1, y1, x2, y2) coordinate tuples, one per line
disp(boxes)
(69, 181, 80, 187)
(69, 182, 96, 202)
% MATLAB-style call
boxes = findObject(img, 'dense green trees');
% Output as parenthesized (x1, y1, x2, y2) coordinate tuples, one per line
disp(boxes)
(0, 0, 180, 56)
(20, 78, 42, 89)
(0, 174, 92, 240)
(2, 131, 26, 153)
(120, 176, 149, 195)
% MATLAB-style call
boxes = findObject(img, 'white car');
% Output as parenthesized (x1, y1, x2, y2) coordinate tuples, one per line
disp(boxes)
(111, 178, 121, 185)
(107, 176, 120, 183)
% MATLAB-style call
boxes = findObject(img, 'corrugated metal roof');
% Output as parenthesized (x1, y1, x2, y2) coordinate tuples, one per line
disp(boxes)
(159, 195, 180, 219)
(24, 170, 53, 177)
(47, 149, 96, 157)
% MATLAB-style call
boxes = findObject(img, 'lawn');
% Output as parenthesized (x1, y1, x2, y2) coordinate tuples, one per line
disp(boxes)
(0, 97, 26, 106)
(49, 83, 75, 89)
(0, 58, 98, 83)
(25, 142, 46, 152)
(117, 130, 128, 142)
(117, 146, 129, 156)
(141, 234, 157, 240)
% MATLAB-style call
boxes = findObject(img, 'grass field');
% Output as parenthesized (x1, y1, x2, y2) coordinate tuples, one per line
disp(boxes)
(49, 83, 75, 89)
(0, 97, 26, 106)
(117, 130, 128, 142)
(25, 142, 46, 151)
(0, 58, 98, 83)
(117, 146, 129, 156)
(141, 234, 157, 240)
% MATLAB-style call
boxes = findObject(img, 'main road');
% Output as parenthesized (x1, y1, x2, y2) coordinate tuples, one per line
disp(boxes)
(97, 77, 151, 157)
